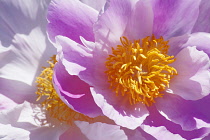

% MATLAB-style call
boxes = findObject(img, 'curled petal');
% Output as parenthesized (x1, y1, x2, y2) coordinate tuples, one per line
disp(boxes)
(53, 61, 102, 117)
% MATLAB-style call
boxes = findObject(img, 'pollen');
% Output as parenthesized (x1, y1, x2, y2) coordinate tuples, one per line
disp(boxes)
(36, 55, 92, 124)
(105, 35, 177, 106)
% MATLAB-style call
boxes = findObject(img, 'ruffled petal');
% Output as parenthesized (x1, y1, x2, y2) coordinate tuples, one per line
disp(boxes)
(169, 47, 210, 100)
(47, 0, 98, 44)
(91, 87, 149, 130)
(192, 0, 210, 33)
(75, 121, 128, 140)
(0, 0, 55, 104)
(53, 61, 102, 117)
(151, 0, 201, 39)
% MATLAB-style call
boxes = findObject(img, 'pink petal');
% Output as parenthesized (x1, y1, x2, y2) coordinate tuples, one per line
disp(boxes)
(55, 35, 108, 88)
(91, 87, 149, 130)
(169, 47, 210, 100)
(47, 0, 98, 44)
(53, 61, 102, 117)
(146, 102, 209, 138)
(124, 0, 153, 40)
(152, 0, 201, 39)
(169, 32, 210, 57)
(94, 0, 133, 52)
(192, 0, 210, 33)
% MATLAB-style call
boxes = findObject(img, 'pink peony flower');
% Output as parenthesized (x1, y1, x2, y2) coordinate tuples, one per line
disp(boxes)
(0, 0, 137, 139)
(48, 0, 210, 139)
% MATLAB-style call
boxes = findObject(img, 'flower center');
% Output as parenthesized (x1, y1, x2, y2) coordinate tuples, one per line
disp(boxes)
(36, 55, 92, 124)
(105, 35, 177, 106)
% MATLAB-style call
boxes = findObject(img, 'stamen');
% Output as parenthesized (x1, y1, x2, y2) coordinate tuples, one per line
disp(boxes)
(105, 35, 177, 106)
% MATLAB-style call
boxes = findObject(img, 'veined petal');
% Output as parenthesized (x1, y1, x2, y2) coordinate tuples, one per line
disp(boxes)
(47, 0, 98, 44)
(152, 0, 201, 39)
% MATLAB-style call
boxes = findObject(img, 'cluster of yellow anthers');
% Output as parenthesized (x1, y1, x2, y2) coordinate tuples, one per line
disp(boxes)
(36, 55, 92, 124)
(105, 35, 177, 106)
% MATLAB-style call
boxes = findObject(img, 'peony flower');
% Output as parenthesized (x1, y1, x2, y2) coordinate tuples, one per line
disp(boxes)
(0, 0, 140, 140)
(47, 0, 210, 139)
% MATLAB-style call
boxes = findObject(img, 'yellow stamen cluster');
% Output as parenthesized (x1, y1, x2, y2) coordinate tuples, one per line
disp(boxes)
(105, 35, 177, 106)
(36, 55, 92, 124)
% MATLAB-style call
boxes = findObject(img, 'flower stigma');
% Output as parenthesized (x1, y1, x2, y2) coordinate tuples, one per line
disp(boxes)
(36, 55, 92, 124)
(105, 35, 177, 106)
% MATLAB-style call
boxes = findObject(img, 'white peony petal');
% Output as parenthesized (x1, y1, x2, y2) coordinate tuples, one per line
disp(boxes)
(0, 0, 56, 103)
(0, 94, 16, 111)
(0, 102, 67, 140)
(0, 124, 30, 140)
